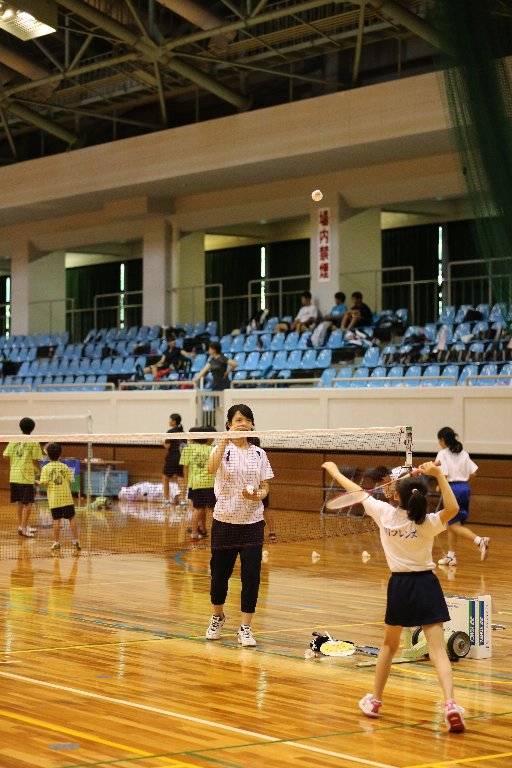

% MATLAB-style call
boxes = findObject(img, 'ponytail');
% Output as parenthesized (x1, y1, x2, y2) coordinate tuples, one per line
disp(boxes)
(397, 476, 428, 525)
(437, 426, 463, 453)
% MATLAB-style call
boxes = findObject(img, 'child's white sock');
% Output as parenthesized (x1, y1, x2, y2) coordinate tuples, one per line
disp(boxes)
(474, 536, 481, 545)
(448, 551, 456, 558)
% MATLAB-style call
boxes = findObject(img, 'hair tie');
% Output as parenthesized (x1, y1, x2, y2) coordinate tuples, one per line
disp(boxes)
(411, 488, 419, 494)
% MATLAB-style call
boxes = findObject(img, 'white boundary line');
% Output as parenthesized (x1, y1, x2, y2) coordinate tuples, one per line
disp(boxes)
(0, 671, 397, 768)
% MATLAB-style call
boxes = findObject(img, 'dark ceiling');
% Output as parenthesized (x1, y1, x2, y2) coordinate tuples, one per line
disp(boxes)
(0, 1, 507, 166)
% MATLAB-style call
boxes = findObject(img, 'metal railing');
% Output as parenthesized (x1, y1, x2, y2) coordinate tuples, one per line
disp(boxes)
(231, 376, 322, 387)
(93, 290, 143, 331)
(247, 274, 311, 320)
(447, 257, 512, 308)
(169, 283, 223, 335)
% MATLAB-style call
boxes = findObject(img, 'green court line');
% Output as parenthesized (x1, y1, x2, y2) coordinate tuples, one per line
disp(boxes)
(60, 711, 512, 768)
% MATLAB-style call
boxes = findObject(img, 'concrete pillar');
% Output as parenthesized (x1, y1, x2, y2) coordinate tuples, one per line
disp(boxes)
(28, 250, 66, 334)
(142, 218, 172, 327)
(9, 239, 30, 336)
(175, 231, 205, 326)
(339, 204, 382, 314)
(309, 193, 341, 318)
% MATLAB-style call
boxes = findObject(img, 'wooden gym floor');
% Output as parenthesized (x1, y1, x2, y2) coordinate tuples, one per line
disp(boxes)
(0, 512, 510, 768)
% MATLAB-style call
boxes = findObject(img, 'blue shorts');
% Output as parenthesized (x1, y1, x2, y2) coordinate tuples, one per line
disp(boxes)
(448, 481, 470, 525)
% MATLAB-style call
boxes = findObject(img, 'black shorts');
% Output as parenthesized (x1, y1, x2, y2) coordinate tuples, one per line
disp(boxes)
(211, 519, 265, 550)
(51, 505, 76, 521)
(188, 487, 216, 510)
(10, 483, 35, 505)
(385, 570, 450, 627)
(163, 459, 183, 478)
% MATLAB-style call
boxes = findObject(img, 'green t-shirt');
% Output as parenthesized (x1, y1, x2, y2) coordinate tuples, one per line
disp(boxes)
(39, 460, 74, 510)
(3, 441, 43, 484)
(179, 443, 215, 489)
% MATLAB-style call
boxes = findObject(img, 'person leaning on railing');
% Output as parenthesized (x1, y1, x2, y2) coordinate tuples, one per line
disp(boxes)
(193, 341, 237, 391)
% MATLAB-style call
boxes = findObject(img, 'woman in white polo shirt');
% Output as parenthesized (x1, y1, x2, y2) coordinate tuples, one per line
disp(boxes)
(205, 403, 273, 647)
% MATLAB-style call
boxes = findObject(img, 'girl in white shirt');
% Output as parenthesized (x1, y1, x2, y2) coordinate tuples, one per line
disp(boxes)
(205, 404, 273, 647)
(322, 459, 465, 733)
(436, 426, 488, 566)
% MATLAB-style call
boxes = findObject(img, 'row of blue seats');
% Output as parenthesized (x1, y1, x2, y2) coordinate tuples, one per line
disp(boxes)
(361, 339, 509, 368)
(15, 354, 148, 378)
(0, 332, 69, 350)
(0, 374, 111, 392)
(220, 328, 368, 355)
(403, 320, 506, 346)
(83, 321, 217, 344)
(436, 303, 512, 326)
(317, 362, 512, 388)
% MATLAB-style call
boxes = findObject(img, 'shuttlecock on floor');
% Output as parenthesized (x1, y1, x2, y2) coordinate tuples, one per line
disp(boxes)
(362, 550, 371, 561)
(312, 551, 320, 562)
(262, 550, 269, 562)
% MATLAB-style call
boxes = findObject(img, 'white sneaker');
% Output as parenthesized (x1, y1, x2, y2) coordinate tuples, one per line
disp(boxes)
(479, 537, 490, 561)
(23, 529, 35, 538)
(237, 625, 257, 647)
(438, 555, 457, 566)
(206, 614, 226, 640)
(359, 693, 382, 718)
(444, 700, 465, 733)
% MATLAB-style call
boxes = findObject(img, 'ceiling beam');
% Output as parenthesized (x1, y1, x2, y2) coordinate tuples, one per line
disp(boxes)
(56, 0, 250, 110)
(364, 0, 448, 51)
(1, 99, 78, 145)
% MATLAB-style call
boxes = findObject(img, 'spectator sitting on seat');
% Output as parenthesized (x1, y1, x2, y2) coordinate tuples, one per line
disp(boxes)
(143, 335, 193, 380)
(323, 292, 347, 326)
(193, 341, 237, 391)
(275, 291, 319, 333)
(340, 291, 373, 331)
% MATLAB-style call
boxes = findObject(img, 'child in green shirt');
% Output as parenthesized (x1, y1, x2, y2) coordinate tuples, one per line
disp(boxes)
(3, 417, 43, 538)
(180, 427, 216, 541)
(39, 443, 81, 553)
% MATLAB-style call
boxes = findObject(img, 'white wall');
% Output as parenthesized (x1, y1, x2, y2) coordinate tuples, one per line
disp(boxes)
(1, 387, 510, 455)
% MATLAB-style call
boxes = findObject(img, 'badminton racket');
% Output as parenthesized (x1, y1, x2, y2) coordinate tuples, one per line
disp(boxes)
(325, 465, 423, 511)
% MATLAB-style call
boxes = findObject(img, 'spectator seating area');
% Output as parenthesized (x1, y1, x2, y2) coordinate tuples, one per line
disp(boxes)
(1, 305, 512, 391)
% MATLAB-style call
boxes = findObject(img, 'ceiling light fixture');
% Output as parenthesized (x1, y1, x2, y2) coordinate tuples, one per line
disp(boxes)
(0, 0, 57, 40)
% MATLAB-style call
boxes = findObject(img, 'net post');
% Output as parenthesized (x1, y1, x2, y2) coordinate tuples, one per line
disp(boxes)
(405, 426, 413, 469)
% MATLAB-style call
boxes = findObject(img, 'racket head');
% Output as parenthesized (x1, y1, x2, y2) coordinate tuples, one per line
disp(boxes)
(326, 489, 369, 510)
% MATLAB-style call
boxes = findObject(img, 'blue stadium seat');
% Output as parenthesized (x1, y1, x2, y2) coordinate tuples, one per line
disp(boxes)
(264, 316, 279, 332)
(350, 366, 369, 387)
(190, 354, 207, 374)
(250, 351, 274, 379)
(367, 366, 388, 388)
(243, 334, 260, 353)
(470, 362, 498, 386)
(387, 364, 404, 386)
(205, 321, 218, 336)
(17, 361, 31, 377)
(79, 358, 91, 374)
(422, 364, 441, 386)
(284, 331, 300, 351)
(441, 364, 459, 386)
(400, 361, 421, 386)
(270, 332, 286, 352)
(472, 320, 490, 339)
(100, 356, 114, 374)
(37, 359, 50, 376)
(287, 350, 303, 370)
(89, 358, 102, 375)
(297, 331, 312, 349)
(498, 362, 512, 385)
(317, 367, 337, 387)
(220, 334, 232, 354)
(84, 328, 97, 344)
(121, 356, 137, 375)
(316, 349, 332, 369)
(458, 363, 479, 386)
(232, 370, 247, 382)
(454, 305, 471, 324)
(379, 344, 397, 366)
(327, 329, 344, 349)
(277, 368, 291, 380)
(271, 350, 288, 372)
(361, 346, 380, 368)
(437, 305, 456, 324)
(453, 322, 472, 342)
(489, 303, 506, 323)
(232, 352, 247, 370)
(230, 335, 246, 354)
(259, 333, 272, 350)
(434, 325, 453, 346)
(244, 351, 261, 373)
(300, 349, 317, 370)
(466, 340, 485, 362)
(476, 303, 490, 320)
(332, 367, 353, 388)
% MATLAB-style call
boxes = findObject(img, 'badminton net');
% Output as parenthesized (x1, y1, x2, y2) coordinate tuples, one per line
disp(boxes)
(0, 426, 411, 558)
